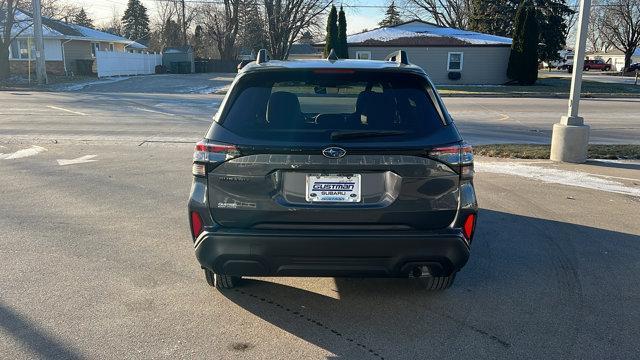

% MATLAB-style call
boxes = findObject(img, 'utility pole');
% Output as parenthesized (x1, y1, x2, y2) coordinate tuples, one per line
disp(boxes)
(32, 0, 48, 85)
(181, 0, 187, 46)
(550, 0, 591, 163)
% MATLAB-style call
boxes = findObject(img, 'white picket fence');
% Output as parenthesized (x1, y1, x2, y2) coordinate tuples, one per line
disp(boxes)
(95, 51, 162, 78)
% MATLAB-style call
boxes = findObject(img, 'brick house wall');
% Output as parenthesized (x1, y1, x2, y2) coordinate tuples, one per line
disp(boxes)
(9, 60, 66, 76)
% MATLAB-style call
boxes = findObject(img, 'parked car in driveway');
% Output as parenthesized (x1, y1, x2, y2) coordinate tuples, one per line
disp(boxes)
(567, 59, 611, 72)
(628, 63, 640, 72)
(188, 50, 478, 291)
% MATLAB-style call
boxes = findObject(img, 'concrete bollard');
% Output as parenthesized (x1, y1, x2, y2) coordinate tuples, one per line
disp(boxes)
(550, 117, 590, 163)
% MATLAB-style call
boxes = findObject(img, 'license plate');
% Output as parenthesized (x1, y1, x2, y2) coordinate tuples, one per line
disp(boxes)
(306, 174, 361, 203)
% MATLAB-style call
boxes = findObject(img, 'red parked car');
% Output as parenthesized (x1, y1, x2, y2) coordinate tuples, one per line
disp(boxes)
(567, 59, 611, 72)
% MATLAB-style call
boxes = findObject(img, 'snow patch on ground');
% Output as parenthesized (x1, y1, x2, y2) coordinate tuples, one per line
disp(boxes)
(53, 77, 130, 91)
(0, 145, 47, 160)
(476, 162, 640, 197)
(177, 86, 227, 94)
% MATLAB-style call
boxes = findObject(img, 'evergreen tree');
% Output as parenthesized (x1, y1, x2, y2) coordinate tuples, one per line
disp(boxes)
(324, 5, 338, 56)
(536, 0, 572, 63)
(163, 19, 182, 48)
(379, 1, 402, 27)
(239, 0, 266, 55)
(74, 8, 94, 28)
(337, 6, 348, 58)
(122, 0, 150, 43)
(507, 1, 539, 85)
(468, 0, 513, 35)
(192, 25, 205, 58)
(469, 0, 572, 64)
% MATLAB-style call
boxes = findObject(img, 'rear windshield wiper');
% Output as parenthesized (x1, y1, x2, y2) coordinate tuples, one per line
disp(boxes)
(330, 130, 408, 140)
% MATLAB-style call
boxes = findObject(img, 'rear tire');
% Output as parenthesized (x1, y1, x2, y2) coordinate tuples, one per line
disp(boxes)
(422, 273, 456, 290)
(204, 269, 240, 289)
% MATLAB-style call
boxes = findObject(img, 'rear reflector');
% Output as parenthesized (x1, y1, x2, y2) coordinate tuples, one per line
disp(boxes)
(190, 211, 203, 238)
(462, 214, 476, 241)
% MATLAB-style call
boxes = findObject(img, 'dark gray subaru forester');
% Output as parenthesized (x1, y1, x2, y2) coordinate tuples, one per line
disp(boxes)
(188, 50, 477, 291)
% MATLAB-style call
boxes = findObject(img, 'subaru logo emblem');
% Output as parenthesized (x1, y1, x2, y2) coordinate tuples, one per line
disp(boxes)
(322, 147, 346, 159)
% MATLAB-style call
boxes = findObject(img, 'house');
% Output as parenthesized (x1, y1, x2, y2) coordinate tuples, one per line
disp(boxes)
(585, 49, 640, 72)
(316, 19, 513, 85)
(287, 43, 322, 60)
(7, 9, 146, 76)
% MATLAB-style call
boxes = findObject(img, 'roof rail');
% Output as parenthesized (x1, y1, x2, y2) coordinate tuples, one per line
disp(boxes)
(256, 49, 269, 64)
(385, 50, 409, 65)
(327, 49, 338, 61)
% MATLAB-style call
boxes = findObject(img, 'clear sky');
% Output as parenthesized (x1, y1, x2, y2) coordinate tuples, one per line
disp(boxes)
(72, 0, 393, 35)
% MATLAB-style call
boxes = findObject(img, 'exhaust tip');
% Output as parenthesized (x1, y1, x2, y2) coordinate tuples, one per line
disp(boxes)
(411, 265, 432, 278)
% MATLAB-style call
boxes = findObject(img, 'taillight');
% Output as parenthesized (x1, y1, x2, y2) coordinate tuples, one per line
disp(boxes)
(462, 213, 476, 241)
(192, 140, 240, 176)
(190, 211, 203, 238)
(428, 142, 474, 179)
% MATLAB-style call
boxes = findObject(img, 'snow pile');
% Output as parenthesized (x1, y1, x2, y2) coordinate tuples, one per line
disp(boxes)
(476, 162, 640, 197)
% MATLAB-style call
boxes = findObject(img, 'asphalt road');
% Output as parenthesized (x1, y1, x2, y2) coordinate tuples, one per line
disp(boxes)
(1, 77, 640, 359)
(1, 74, 638, 145)
(544, 69, 639, 85)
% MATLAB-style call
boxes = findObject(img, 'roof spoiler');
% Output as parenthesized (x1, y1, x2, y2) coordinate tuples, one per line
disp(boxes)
(256, 49, 269, 64)
(385, 50, 409, 65)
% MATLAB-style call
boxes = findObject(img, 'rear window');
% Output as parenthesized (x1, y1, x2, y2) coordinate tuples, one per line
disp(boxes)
(218, 70, 447, 142)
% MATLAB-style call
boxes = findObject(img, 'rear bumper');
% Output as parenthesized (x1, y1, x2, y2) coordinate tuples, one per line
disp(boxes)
(194, 228, 470, 277)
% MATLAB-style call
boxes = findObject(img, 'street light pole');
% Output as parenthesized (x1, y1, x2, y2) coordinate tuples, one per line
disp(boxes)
(550, 0, 591, 162)
(32, 0, 48, 85)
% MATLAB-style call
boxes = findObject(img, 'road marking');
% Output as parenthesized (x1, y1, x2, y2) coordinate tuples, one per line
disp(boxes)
(0, 145, 47, 160)
(131, 107, 173, 116)
(57, 155, 98, 166)
(476, 161, 640, 197)
(47, 105, 88, 116)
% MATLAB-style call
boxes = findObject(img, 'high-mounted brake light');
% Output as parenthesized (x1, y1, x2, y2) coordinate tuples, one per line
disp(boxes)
(313, 69, 355, 74)
(190, 211, 203, 238)
(428, 143, 474, 179)
(192, 140, 240, 176)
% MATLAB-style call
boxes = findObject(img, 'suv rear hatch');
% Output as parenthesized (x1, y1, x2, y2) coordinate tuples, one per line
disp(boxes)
(197, 69, 469, 231)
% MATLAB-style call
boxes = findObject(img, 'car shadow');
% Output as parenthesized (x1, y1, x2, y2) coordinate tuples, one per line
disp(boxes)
(221, 209, 640, 360)
(0, 301, 85, 359)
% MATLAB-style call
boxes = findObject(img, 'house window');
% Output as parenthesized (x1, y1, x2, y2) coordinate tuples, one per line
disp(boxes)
(447, 52, 463, 71)
(109, 43, 114, 52)
(10, 39, 35, 60)
(355, 51, 371, 60)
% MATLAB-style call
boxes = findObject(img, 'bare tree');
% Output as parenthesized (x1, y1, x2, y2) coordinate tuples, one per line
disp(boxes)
(406, 0, 471, 28)
(38, 0, 81, 21)
(1, 0, 31, 79)
(200, 0, 241, 60)
(585, 3, 612, 52)
(263, 0, 330, 59)
(598, 0, 640, 69)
